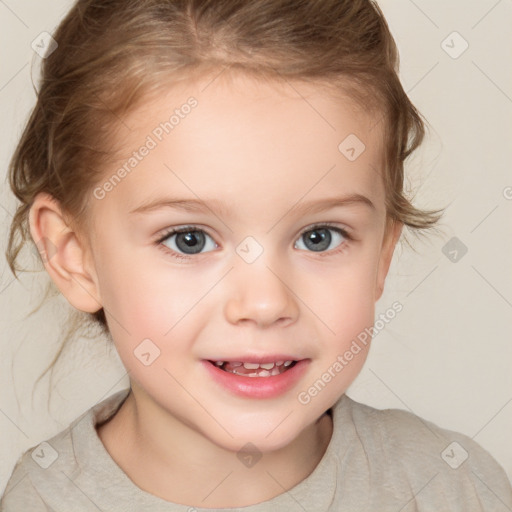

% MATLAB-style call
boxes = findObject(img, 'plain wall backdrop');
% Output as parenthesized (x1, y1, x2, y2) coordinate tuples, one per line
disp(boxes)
(1, 0, 511, 495)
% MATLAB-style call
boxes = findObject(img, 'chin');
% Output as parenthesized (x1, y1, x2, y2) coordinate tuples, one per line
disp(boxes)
(205, 412, 315, 455)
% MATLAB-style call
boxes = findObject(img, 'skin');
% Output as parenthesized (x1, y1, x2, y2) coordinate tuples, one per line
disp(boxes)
(29, 70, 402, 508)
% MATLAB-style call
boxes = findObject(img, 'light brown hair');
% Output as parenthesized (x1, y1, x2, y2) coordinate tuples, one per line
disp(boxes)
(6, 0, 443, 393)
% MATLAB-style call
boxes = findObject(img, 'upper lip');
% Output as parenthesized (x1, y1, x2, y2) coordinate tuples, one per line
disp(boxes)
(207, 355, 303, 364)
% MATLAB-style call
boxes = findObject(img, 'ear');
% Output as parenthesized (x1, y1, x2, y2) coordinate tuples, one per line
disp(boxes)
(28, 192, 102, 313)
(374, 219, 403, 302)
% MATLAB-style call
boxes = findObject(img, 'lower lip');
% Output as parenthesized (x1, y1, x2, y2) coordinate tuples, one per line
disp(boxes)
(202, 360, 310, 399)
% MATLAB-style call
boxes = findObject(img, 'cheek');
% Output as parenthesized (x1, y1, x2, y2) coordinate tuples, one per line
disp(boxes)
(303, 253, 379, 341)
(94, 241, 193, 332)
(95, 249, 216, 370)
(298, 268, 377, 409)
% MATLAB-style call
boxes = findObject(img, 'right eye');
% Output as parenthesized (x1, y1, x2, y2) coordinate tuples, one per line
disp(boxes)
(157, 226, 218, 258)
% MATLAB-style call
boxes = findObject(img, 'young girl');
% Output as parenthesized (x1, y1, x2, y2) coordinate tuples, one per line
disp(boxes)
(2, 0, 511, 510)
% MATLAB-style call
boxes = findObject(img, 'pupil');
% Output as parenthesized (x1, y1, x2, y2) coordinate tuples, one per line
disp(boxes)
(176, 231, 205, 254)
(305, 228, 331, 252)
(183, 233, 197, 246)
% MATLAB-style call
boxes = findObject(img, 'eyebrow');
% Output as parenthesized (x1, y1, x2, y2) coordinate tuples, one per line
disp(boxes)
(129, 193, 375, 216)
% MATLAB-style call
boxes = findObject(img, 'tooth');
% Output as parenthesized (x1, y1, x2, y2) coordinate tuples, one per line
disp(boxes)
(276, 360, 284, 366)
(231, 362, 242, 367)
(214, 361, 224, 366)
(243, 362, 260, 369)
(284, 360, 293, 366)
(260, 362, 274, 370)
(271, 367, 280, 376)
(257, 370, 271, 377)
(248, 373, 258, 377)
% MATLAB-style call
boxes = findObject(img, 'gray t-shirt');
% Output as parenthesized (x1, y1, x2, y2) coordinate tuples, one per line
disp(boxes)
(1, 388, 511, 511)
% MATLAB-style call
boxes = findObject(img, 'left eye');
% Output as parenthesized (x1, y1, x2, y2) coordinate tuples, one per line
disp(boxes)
(158, 224, 349, 258)
(295, 226, 347, 252)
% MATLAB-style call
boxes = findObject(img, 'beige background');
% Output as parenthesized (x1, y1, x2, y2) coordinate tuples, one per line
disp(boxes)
(1, 0, 511, 494)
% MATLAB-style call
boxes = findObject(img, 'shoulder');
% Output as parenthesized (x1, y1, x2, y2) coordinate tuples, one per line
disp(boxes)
(0, 424, 76, 511)
(343, 395, 503, 470)
(1, 389, 131, 510)
(0, 454, 49, 511)
(335, 395, 512, 510)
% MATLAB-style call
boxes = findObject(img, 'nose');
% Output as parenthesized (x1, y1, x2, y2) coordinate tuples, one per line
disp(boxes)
(223, 259, 300, 328)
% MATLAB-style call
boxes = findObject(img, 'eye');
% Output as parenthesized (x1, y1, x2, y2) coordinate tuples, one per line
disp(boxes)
(158, 226, 217, 256)
(156, 223, 351, 260)
(294, 224, 349, 253)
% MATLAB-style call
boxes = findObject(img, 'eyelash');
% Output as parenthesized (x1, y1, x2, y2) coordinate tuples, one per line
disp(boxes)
(155, 223, 353, 262)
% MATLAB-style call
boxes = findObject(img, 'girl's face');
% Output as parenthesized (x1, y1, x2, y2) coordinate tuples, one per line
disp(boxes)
(84, 72, 400, 452)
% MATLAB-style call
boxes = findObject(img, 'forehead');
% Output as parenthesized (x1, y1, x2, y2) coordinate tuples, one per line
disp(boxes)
(98, 71, 386, 217)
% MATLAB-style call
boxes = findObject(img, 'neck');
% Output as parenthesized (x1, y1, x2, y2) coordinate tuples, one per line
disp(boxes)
(97, 387, 333, 508)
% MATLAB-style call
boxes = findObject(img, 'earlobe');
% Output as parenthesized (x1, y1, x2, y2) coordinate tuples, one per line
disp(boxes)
(374, 219, 403, 302)
(28, 192, 102, 313)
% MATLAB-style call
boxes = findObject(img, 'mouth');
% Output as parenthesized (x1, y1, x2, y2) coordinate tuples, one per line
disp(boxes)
(207, 360, 298, 377)
(203, 358, 309, 399)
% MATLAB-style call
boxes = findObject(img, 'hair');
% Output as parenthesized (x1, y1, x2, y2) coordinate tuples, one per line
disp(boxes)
(6, 0, 444, 396)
